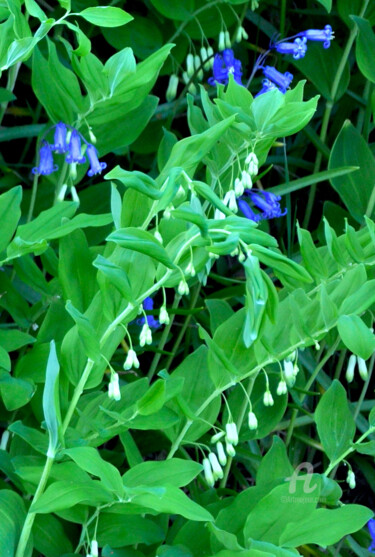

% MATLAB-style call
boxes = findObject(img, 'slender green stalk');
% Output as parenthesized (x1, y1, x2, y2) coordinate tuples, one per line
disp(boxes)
(27, 173, 40, 223)
(324, 425, 375, 477)
(280, 0, 287, 36)
(15, 456, 54, 557)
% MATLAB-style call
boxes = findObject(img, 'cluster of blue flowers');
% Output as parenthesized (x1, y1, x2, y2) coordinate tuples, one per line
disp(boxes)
(208, 24, 334, 96)
(238, 189, 286, 222)
(32, 122, 107, 178)
(137, 297, 160, 329)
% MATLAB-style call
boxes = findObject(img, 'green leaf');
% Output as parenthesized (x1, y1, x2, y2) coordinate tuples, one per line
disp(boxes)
(104, 47, 136, 96)
(329, 121, 375, 222)
(8, 421, 48, 454)
(279, 505, 373, 548)
(31, 480, 114, 513)
(243, 479, 321, 545)
(33, 514, 73, 557)
(0, 186, 22, 255)
(256, 437, 293, 488)
(65, 301, 101, 363)
(123, 459, 203, 488)
(150, 0, 194, 20)
(97, 513, 164, 548)
(337, 314, 375, 359)
(62, 21, 91, 56)
(292, 43, 349, 101)
(0, 490, 27, 557)
(25, 0, 47, 20)
(43, 341, 61, 456)
(137, 380, 166, 415)
(107, 228, 176, 269)
(79, 7, 133, 27)
(271, 166, 359, 197)
(64, 447, 124, 494)
(0, 372, 34, 411)
(131, 485, 213, 522)
(315, 0, 332, 11)
(351, 16, 375, 82)
(315, 380, 355, 461)
(93, 254, 134, 302)
(250, 245, 313, 284)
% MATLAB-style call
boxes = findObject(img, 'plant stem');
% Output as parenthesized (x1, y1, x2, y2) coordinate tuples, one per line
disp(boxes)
(15, 456, 54, 557)
(148, 294, 181, 379)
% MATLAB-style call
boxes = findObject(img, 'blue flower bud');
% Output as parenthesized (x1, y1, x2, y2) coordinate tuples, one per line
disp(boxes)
(275, 37, 307, 59)
(261, 66, 293, 93)
(299, 25, 334, 48)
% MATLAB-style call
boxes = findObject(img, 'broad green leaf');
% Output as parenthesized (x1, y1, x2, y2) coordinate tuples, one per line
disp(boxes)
(64, 447, 124, 494)
(62, 21, 91, 56)
(0, 329, 35, 352)
(329, 121, 375, 222)
(351, 16, 375, 82)
(97, 513, 164, 547)
(337, 314, 375, 359)
(33, 514, 73, 557)
(43, 341, 61, 456)
(150, 0, 194, 20)
(104, 47, 136, 96)
(250, 245, 313, 284)
(93, 254, 134, 302)
(25, 0, 47, 20)
(243, 478, 321, 545)
(79, 7, 133, 27)
(8, 421, 48, 454)
(65, 301, 101, 363)
(31, 480, 114, 513)
(315, 380, 355, 461)
(315, 0, 331, 10)
(123, 459, 202, 488)
(137, 380, 166, 415)
(131, 485, 213, 522)
(270, 166, 359, 197)
(0, 371, 34, 411)
(107, 228, 176, 269)
(0, 490, 27, 557)
(280, 505, 373, 547)
(256, 437, 293, 488)
(0, 186, 22, 254)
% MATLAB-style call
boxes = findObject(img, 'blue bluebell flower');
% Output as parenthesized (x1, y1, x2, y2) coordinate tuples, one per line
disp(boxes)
(32, 141, 58, 176)
(240, 189, 287, 221)
(86, 144, 107, 177)
(137, 297, 160, 329)
(298, 25, 334, 48)
(53, 122, 68, 154)
(238, 199, 260, 222)
(274, 37, 307, 59)
(368, 519, 375, 553)
(261, 66, 293, 93)
(255, 78, 278, 97)
(208, 49, 242, 86)
(66, 129, 86, 164)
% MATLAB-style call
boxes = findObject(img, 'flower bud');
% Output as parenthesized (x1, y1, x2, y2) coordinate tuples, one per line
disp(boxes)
(208, 452, 224, 480)
(90, 540, 99, 557)
(225, 422, 238, 445)
(357, 356, 368, 381)
(216, 441, 227, 466)
(225, 442, 236, 457)
(188, 82, 197, 95)
(88, 128, 97, 145)
(234, 177, 244, 197)
(140, 324, 152, 347)
(248, 411, 258, 430)
(277, 380, 287, 395)
(283, 360, 294, 383)
(346, 469, 356, 489)
(245, 152, 259, 176)
(211, 431, 225, 443)
(224, 30, 231, 49)
(111, 373, 121, 401)
(241, 170, 252, 189)
(154, 230, 163, 243)
(186, 53, 195, 77)
(202, 457, 215, 486)
(200, 46, 208, 63)
(57, 184, 68, 202)
(223, 190, 238, 213)
(166, 74, 179, 102)
(207, 46, 214, 68)
(194, 55, 203, 80)
(182, 71, 189, 85)
(218, 31, 225, 51)
(159, 305, 170, 325)
(69, 162, 77, 180)
(238, 251, 246, 263)
(178, 279, 189, 296)
(263, 391, 274, 407)
(185, 261, 196, 277)
(123, 348, 139, 370)
(345, 354, 356, 383)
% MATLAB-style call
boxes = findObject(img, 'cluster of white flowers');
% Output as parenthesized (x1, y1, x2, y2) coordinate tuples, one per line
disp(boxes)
(282, 351, 299, 387)
(139, 323, 152, 347)
(86, 540, 98, 557)
(123, 349, 140, 371)
(346, 354, 369, 382)
(218, 30, 231, 51)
